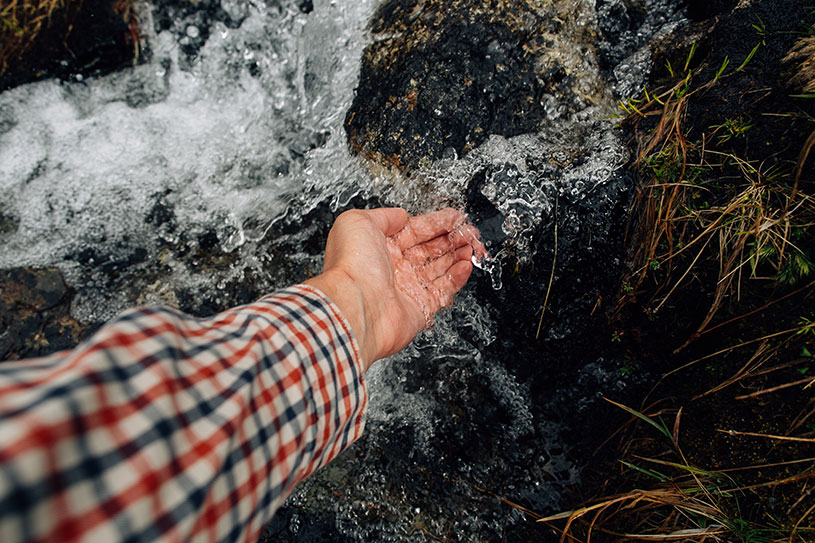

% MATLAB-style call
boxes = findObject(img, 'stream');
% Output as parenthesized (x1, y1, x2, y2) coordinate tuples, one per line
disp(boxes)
(0, 0, 687, 540)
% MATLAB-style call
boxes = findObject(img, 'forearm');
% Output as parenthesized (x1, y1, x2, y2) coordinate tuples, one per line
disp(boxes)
(0, 285, 367, 543)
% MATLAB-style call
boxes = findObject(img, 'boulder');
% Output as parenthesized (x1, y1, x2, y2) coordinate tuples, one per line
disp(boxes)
(345, 0, 605, 172)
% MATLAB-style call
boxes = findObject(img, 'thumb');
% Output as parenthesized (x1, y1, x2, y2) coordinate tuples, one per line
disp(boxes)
(364, 208, 409, 237)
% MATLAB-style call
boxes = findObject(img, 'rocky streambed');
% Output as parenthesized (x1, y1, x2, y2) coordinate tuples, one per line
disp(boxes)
(4, 0, 810, 541)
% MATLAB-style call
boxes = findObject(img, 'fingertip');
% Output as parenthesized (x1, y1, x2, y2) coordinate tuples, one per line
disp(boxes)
(472, 238, 488, 260)
(440, 207, 467, 219)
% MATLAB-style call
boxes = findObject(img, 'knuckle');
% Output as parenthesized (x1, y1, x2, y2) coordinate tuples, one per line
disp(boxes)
(337, 209, 367, 225)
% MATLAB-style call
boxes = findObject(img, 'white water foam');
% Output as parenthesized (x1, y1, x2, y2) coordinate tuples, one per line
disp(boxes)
(0, 0, 382, 321)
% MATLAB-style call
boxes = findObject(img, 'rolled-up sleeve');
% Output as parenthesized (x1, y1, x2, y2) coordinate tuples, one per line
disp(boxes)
(0, 284, 367, 543)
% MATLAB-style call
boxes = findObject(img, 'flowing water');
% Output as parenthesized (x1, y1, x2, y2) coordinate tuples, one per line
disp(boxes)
(0, 0, 686, 540)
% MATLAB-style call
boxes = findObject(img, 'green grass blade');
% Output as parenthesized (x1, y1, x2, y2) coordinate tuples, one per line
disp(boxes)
(684, 42, 698, 73)
(714, 56, 729, 83)
(735, 43, 761, 72)
(619, 460, 671, 482)
(603, 397, 673, 441)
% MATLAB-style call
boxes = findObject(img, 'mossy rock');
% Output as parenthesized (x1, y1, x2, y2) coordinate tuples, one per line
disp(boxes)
(0, 0, 136, 90)
(345, 0, 605, 173)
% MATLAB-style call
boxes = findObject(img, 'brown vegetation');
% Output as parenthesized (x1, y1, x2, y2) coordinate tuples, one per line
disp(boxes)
(495, 4, 815, 541)
(0, 0, 137, 85)
(1, 0, 68, 73)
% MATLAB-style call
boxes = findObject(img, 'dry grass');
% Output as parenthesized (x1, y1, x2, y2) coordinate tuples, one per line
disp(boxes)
(784, 36, 815, 95)
(614, 43, 815, 352)
(0, 0, 138, 76)
(0, 0, 71, 73)
(522, 32, 815, 543)
(504, 395, 815, 543)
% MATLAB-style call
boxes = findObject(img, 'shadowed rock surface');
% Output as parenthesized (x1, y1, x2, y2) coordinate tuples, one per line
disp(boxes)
(0, 268, 90, 360)
(345, 0, 606, 172)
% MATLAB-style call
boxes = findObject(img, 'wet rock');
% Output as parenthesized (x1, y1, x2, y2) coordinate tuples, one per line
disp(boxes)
(345, 0, 606, 172)
(151, 0, 308, 67)
(0, 104, 17, 135)
(0, 211, 19, 235)
(593, 0, 685, 75)
(649, 0, 815, 170)
(0, 268, 90, 360)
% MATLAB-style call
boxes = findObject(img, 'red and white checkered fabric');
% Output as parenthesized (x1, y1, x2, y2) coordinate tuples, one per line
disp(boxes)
(0, 285, 367, 542)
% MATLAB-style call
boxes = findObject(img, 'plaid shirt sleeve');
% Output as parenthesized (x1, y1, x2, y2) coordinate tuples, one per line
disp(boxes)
(0, 284, 367, 543)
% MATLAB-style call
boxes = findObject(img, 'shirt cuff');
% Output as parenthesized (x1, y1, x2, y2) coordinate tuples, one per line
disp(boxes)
(250, 284, 368, 483)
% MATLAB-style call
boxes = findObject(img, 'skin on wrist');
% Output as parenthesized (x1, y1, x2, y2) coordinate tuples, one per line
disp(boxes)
(304, 268, 379, 370)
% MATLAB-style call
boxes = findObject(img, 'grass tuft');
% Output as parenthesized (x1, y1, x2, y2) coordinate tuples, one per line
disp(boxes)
(526, 396, 815, 543)
(0, 0, 138, 78)
(784, 36, 815, 94)
(614, 39, 815, 350)
(0, 0, 68, 74)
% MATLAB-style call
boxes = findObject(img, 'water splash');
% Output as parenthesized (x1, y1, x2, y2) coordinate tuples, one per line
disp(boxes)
(0, 0, 383, 322)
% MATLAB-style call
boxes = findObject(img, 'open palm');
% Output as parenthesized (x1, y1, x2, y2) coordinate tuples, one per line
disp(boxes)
(317, 208, 485, 366)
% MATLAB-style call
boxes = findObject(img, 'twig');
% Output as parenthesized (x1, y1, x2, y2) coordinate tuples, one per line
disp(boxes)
(791, 501, 815, 543)
(655, 236, 712, 314)
(734, 376, 815, 400)
(717, 429, 815, 443)
(414, 525, 446, 542)
(662, 325, 804, 380)
(733, 468, 815, 492)
(717, 456, 815, 473)
(722, 264, 815, 323)
(468, 483, 542, 520)
(537, 198, 558, 340)
(787, 482, 811, 516)
(693, 341, 769, 400)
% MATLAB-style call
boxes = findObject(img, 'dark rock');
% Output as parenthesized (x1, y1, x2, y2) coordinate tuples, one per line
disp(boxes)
(345, 0, 604, 172)
(1, 268, 67, 312)
(465, 169, 508, 249)
(151, 0, 252, 65)
(0, 268, 90, 360)
(593, 0, 685, 74)
(654, 0, 815, 172)
(686, 0, 739, 21)
(123, 59, 172, 108)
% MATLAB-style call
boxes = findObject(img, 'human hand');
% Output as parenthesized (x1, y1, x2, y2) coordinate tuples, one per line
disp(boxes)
(305, 208, 485, 369)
